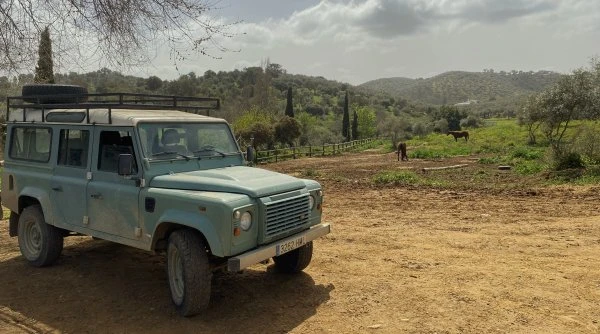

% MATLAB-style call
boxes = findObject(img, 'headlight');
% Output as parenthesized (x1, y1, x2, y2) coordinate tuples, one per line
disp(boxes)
(309, 195, 315, 210)
(240, 211, 252, 231)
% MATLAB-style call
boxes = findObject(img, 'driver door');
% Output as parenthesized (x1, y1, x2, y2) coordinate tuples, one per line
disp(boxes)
(86, 128, 141, 239)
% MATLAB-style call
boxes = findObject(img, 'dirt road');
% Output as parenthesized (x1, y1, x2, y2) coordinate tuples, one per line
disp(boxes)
(1, 151, 599, 333)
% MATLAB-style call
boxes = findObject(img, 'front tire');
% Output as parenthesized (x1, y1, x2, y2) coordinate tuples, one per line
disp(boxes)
(167, 230, 212, 317)
(273, 241, 313, 273)
(17, 205, 64, 267)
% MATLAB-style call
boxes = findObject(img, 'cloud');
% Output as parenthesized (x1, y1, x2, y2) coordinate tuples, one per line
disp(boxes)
(149, 0, 599, 85)
(230, 0, 581, 48)
(438, 0, 558, 24)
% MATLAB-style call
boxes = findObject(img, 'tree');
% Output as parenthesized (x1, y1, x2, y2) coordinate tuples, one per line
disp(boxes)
(33, 27, 54, 84)
(146, 76, 163, 91)
(352, 110, 359, 140)
(435, 105, 465, 131)
(538, 68, 593, 154)
(275, 116, 301, 147)
(355, 105, 377, 138)
(285, 87, 294, 117)
(342, 91, 350, 141)
(518, 94, 545, 145)
(1, 1, 234, 74)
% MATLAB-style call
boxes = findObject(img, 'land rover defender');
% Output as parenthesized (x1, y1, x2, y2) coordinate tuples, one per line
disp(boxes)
(1, 84, 330, 316)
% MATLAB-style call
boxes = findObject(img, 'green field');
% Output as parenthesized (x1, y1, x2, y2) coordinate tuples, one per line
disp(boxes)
(373, 118, 600, 188)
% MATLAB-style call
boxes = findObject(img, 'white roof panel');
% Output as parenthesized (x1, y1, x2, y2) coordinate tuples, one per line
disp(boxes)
(9, 108, 226, 126)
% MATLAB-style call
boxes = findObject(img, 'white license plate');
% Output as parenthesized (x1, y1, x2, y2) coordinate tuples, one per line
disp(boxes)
(276, 236, 305, 256)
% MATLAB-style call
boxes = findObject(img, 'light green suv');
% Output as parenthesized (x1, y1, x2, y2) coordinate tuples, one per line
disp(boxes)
(1, 85, 330, 316)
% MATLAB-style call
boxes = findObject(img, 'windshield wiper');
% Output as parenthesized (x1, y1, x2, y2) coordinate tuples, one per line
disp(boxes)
(150, 151, 191, 161)
(193, 145, 226, 158)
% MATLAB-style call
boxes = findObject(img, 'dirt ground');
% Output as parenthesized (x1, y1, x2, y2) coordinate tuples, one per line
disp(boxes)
(1, 150, 600, 333)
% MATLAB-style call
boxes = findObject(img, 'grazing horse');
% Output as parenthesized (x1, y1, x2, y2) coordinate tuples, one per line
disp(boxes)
(397, 142, 408, 161)
(447, 131, 469, 142)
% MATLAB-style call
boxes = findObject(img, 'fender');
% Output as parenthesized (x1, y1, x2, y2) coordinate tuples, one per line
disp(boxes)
(19, 186, 56, 224)
(152, 209, 226, 257)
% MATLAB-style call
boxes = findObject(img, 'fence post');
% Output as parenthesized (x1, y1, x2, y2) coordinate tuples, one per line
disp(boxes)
(309, 146, 312, 157)
(293, 147, 296, 159)
(275, 150, 278, 163)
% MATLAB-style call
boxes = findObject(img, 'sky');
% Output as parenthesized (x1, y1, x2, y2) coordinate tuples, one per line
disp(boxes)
(133, 0, 600, 85)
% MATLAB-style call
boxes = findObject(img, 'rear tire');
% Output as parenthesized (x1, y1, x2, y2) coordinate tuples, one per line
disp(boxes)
(17, 205, 64, 267)
(273, 241, 313, 273)
(166, 230, 212, 316)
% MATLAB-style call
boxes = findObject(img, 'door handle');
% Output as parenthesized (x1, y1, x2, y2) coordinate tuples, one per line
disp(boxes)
(51, 186, 63, 192)
(90, 193, 103, 199)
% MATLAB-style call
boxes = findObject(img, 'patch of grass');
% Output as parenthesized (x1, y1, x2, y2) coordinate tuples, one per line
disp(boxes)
(373, 170, 420, 186)
(355, 139, 389, 151)
(372, 170, 450, 188)
(513, 160, 546, 175)
(511, 147, 543, 160)
(478, 156, 503, 164)
(301, 168, 320, 178)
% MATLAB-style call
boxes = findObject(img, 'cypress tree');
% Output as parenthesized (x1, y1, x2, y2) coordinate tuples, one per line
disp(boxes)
(342, 91, 350, 141)
(34, 27, 55, 84)
(285, 86, 294, 117)
(352, 110, 359, 140)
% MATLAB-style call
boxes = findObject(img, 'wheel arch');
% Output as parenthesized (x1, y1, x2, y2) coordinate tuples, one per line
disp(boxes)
(151, 211, 225, 257)
(18, 187, 54, 222)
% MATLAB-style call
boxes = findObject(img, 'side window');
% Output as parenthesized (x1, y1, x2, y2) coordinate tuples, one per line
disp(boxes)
(58, 129, 90, 168)
(97, 130, 138, 173)
(9, 127, 52, 162)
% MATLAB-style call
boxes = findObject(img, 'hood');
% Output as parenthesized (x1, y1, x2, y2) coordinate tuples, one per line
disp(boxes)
(149, 166, 306, 197)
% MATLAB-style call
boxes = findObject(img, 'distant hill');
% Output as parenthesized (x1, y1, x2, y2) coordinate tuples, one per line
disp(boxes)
(359, 70, 562, 106)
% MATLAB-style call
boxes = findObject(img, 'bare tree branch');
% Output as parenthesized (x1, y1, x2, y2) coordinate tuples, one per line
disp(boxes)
(0, 0, 236, 75)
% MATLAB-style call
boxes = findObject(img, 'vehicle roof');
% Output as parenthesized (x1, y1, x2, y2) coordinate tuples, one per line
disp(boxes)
(7, 108, 226, 126)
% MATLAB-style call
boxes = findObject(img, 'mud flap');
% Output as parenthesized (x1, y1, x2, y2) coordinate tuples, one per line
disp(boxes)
(9, 211, 19, 237)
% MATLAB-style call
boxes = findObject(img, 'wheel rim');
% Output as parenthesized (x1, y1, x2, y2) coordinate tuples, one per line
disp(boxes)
(22, 219, 42, 259)
(168, 244, 185, 305)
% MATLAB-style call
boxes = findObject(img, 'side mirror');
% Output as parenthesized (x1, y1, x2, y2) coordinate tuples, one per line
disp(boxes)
(246, 146, 255, 166)
(118, 154, 134, 176)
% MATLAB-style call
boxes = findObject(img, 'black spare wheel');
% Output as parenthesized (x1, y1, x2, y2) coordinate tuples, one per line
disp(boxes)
(22, 84, 88, 104)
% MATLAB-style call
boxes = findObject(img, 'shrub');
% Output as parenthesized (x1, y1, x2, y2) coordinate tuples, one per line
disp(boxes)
(552, 151, 584, 171)
(572, 125, 600, 164)
(511, 147, 543, 160)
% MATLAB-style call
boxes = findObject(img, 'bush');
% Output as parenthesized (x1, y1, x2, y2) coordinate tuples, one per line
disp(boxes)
(552, 151, 584, 171)
(460, 115, 484, 128)
(572, 125, 600, 164)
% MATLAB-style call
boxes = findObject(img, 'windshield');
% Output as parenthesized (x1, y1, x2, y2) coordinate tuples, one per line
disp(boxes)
(138, 122, 240, 160)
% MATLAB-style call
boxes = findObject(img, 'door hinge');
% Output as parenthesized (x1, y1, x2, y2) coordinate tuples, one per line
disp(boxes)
(86, 172, 93, 180)
(134, 227, 142, 238)
(83, 216, 89, 225)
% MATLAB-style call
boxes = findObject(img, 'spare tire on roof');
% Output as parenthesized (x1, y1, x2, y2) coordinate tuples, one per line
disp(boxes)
(22, 84, 88, 104)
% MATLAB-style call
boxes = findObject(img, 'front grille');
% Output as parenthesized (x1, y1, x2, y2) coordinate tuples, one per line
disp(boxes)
(264, 194, 310, 239)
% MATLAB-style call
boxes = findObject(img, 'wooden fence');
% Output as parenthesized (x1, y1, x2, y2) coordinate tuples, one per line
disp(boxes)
(251, 138, 377, 164)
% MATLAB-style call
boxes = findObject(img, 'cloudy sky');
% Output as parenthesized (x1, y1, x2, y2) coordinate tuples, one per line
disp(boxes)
(138, 0, 600, 85)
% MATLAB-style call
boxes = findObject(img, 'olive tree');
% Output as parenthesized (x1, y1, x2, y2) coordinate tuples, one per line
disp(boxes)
(538, 69, 594, 153)
(1, 0, 234, 74)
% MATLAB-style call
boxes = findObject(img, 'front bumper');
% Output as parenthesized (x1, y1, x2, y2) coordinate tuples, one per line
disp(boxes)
(227, 223, 331, 272)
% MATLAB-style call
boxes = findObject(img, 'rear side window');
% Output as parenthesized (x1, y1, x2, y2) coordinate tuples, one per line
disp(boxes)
(58, 129, 90, 168)
(9, 127, 52, 162)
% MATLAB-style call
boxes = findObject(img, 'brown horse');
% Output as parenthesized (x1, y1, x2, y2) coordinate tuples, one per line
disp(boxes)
(447, 131, 469, 142)
(397, 142, 408, 161)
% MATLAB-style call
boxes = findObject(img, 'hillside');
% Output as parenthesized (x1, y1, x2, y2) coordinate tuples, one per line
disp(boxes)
(359, 70, 562, 105)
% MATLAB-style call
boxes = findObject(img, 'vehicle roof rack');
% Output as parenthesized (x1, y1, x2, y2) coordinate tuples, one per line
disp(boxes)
(6, 92, 220, 124)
